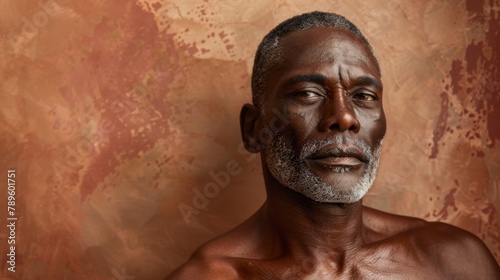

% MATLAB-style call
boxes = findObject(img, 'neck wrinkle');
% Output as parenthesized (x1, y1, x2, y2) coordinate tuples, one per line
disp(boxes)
(261, 171, 366, 259)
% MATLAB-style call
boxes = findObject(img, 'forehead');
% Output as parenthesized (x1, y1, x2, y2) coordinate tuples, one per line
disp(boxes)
(275, 27, 380, 79)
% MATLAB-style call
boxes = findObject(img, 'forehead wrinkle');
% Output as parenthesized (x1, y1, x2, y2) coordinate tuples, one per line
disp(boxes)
(339, 64, 345, 86)
(282, 36, 376, 77)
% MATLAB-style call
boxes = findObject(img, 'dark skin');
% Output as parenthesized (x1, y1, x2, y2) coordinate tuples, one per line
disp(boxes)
(168, 27, 500, 279)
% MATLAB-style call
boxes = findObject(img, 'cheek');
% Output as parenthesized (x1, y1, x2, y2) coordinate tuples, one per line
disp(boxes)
(261, 104, 321, 154)
(285, 106, 322, 142)
(357, 109, 386, 144)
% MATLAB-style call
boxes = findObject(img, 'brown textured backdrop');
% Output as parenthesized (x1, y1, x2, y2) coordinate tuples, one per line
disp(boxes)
(0, 0, 499, 279)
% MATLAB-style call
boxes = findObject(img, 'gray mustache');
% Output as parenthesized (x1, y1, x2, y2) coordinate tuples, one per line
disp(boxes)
(300, 136, 377, 163)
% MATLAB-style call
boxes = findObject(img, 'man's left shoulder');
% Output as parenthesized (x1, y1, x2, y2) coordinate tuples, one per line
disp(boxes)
(410, 221, 499, 278)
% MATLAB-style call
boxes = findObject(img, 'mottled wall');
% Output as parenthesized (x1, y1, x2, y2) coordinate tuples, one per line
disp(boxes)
(0, 0, 498, 279)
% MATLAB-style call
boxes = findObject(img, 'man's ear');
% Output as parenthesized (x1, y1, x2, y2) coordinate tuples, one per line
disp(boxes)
(240, 103, 262, 153)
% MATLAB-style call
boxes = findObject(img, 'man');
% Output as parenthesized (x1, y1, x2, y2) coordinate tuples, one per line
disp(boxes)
(168, 11, 499, 279)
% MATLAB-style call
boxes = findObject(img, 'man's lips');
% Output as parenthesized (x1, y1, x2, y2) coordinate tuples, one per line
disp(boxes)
(306, 145, 368, 166)
(308, 156, 363, 167)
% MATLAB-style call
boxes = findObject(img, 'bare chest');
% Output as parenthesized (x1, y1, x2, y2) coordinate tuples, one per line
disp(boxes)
(231, 250, 442, 280)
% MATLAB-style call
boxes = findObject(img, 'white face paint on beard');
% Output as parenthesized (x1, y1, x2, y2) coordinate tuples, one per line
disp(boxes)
(265, 133, 383, 204)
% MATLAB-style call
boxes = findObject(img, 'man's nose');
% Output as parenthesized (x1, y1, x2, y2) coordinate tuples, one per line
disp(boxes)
(319, 91, 360, 133)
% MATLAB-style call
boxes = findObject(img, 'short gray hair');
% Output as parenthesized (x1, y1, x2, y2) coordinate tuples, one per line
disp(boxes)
(251, 11, 380, 107)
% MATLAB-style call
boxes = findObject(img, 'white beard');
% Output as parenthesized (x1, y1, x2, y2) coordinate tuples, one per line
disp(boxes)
(266, 133, 383, 204)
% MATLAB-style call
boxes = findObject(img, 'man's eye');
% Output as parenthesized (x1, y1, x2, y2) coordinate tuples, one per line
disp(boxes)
(295, 91, 321, 98)
(353, 92, 376, 101)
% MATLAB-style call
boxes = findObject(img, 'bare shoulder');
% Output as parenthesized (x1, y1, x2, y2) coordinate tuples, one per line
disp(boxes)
(362, 206, 428, 238)
(363, 207, 499, 278)
(166, 214, 261, 280)
(166, 247, 239, 280)
(412, 221, 499, 279)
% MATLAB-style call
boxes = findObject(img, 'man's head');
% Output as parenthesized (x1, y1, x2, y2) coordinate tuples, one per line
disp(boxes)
(240, 11, 386, 204)
(251, 11, 380, 108)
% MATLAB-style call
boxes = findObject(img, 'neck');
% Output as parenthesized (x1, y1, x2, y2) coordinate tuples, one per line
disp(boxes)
(260, 169, 366, 259)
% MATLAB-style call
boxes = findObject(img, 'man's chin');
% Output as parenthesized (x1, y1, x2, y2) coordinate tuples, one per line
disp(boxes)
(294, 186, 367, 204)
(285, 178, 370, 204)
(307, 162, 367, 185)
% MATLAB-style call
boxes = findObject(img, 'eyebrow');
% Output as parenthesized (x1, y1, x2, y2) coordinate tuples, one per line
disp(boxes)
(354, 76, 383, 91)
(285, 74, 328, 86)
(281, 73, 382, 91)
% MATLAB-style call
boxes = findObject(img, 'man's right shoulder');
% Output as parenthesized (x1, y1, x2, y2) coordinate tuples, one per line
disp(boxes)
(166, 247, 240, 280)
(167, 213, 262, 279)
